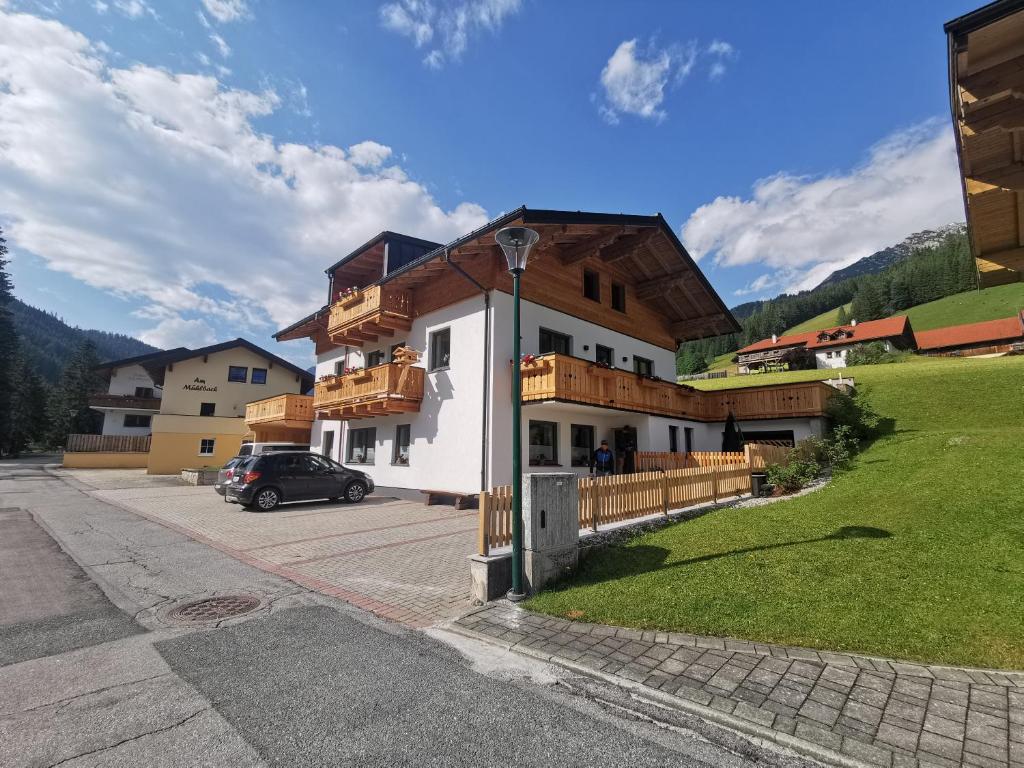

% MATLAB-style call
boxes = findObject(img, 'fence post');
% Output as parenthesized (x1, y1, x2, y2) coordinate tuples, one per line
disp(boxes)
(478, 492, 489, 556)
(590, 480, 600, 532)
(712, 465, 719, 504)
(661, 472, 669, 517)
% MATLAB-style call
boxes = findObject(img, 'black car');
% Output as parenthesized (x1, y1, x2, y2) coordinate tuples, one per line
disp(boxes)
(223, 451, 374, 511)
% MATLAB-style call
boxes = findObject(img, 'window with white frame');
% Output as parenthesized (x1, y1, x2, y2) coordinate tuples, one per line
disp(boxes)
(199, 438, 216, 455)
(529, 420, 558, 466)
(429, 328, 451, 371)
(347, 427, 376, 464)
(393, 424, 411, 465)
(570, 424, 594, 467)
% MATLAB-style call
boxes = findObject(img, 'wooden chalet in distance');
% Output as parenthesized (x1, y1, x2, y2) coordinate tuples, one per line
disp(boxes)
(265, 208, 838, 495)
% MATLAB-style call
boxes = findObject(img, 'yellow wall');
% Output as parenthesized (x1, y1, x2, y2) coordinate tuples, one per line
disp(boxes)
(160, 347, 305, 419)
(147, 414, 248, 474)
(63, 452, 149, 469)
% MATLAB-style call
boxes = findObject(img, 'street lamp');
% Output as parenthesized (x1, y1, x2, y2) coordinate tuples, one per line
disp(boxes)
(495, 225, 539, 601)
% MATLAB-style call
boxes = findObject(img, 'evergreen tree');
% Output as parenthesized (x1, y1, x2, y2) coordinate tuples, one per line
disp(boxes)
(851, 279, 885, 321)
(47, 341, 104, 446)
(836, 305, 849, 325)
(9, 351, 51, 453)
(889, 273, 912, 311)
(0, 229, 18, 456)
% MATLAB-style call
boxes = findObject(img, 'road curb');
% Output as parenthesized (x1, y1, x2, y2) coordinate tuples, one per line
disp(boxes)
(443, 621, 882, 768)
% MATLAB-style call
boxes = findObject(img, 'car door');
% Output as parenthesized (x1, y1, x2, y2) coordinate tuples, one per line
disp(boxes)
(303, 454, 343, 499)
(276, 454, 310, 500)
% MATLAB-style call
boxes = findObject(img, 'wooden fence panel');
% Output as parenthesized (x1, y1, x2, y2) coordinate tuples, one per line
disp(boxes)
(745, 443, 791, 470)
(65, 434, 151, 453)
(478, 485, 513, 555)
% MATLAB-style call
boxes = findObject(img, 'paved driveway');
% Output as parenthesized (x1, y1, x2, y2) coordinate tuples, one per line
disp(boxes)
(64, 470, 477, 626)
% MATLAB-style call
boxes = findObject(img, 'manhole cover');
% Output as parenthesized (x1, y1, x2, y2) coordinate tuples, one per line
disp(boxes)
(167, 595, 261, 624)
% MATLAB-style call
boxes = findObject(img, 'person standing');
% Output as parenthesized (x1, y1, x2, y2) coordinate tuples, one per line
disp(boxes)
(592, 440, 615, 477)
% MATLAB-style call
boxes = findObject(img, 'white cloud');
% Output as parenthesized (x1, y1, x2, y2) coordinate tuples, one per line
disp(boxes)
(201, 0, 249, 24)
(380, 0, 521, 68)
(706, 39, 737, 81)
(139, 316, 217, 348)
(733, 274, 776, 297)
(209, 31, 230, 58)
(93, 1, 109, 13)
(681, 120, 965, 292)
(113, 0, 153, 19)
(0, 9, 488, 344)
(598, 38, 696, 123)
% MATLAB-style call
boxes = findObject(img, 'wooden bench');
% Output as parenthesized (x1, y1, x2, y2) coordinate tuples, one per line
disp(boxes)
(420, 489, 477, 510)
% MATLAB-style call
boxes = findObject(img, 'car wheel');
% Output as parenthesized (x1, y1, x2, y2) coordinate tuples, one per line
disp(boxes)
(344, 481, 367, 504)
(253, 487, 281, 511)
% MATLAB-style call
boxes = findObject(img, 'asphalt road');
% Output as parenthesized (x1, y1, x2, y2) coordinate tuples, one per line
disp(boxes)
(0, 458, 819, 768)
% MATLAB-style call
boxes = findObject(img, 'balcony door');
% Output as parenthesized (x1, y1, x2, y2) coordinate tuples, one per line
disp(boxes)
(539, 328, 572, 356)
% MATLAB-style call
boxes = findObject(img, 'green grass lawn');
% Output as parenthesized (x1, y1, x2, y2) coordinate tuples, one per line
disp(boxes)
(784, 303, 852, 335)
(903, 282, 1024, 331)
(528, 355, 1024, 668)
(706, 351, 736, 372)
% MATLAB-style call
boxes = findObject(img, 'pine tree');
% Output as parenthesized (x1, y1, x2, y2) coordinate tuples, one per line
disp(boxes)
(47, 341, 104, 446)
(9, 351, 51, 453)
(0, 229, 19, 456)
(836, 305, 849, 325)
(889, 274, 912, 311)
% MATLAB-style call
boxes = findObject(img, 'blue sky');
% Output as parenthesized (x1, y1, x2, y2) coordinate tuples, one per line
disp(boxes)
(0, 0, 976, 363)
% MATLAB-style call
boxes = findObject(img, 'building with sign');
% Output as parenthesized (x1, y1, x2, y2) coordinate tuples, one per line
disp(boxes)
(67, 339, 313, 474)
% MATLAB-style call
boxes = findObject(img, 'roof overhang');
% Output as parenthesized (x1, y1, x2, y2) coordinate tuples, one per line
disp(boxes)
(947, 0, 1024, 287)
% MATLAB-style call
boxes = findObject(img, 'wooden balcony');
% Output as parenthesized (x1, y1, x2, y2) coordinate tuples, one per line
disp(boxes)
(520, 354, 834, 422)
(245, 393, 315, 429)
(327, 285, 413, 347)
(313, 362, 424, 420)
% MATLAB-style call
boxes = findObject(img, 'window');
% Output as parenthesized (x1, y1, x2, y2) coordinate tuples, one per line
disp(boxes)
(322, 430, 335, 460)
(529, 420, 558, 466)
(199, 438, 216, 456)
(684, 427, 694, 453)
(393, 424, 411, 465)
(595, 344, 614, 366)
(365, 350, 385, 368)
(347, 427, 376, 464)
(251, 368, 267, 384)
(611, 283, 627, 313)
(334, 360, 345, 375)
(583, 269, 600, 302)
(570, 424, 594, 467)
(200, 402, 216, 417)
(134, 386, 154, 398)
(429, 328, 451, 371)
(228, 366, 248, 383)
(669, 425, 679, 453)
(390, 342, 406, 360)
(123, 414, 151, 428)
(634, 356, 654, 376)
(539, 328, 572, 356)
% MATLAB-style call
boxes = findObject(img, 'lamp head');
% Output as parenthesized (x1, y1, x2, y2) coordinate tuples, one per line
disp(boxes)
(495, 226, 539, 274)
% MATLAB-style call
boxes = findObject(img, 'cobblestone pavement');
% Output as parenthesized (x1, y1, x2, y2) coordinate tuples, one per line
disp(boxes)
(64, 470, 477, 627)
(454, 603, 1024, 768)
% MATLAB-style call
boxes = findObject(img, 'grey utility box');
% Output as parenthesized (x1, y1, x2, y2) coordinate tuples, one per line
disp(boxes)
(522, 472, 579, 593)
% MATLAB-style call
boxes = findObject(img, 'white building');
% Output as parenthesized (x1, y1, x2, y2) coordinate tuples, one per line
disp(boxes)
(275, 210, 833, 496)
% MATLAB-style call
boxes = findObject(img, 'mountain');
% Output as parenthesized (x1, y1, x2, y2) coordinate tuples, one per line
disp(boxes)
(10, 298, 159, 384)
(815, 223, 967, 288)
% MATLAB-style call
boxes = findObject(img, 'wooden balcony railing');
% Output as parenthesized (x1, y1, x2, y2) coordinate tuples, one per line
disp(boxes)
(520, 354, 835, 422)
(326, 285, 413, 347)
(88, 393, 161, 411)
(66, 434, 151, 453)
(245, 393, 314, 427)
(313, 362, 424, 420)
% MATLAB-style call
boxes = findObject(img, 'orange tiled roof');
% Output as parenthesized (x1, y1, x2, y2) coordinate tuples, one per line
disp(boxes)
(913, 313, 1024, 351)
(737, 316, 911, 355)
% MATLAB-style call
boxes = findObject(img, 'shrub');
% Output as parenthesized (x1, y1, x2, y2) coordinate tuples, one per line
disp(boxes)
(845, 341, 907, 367)
(766, 459, 819, 493)
(825, 389, 882, 442)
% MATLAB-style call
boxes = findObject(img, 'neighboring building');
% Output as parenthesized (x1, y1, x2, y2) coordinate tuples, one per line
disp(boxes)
(70, 339, 313, 474)
(272, 208, 837, 496)
(946, 1, 1024, 287)
(736, 317, 916, 373)
(915, 312, 1024, 356)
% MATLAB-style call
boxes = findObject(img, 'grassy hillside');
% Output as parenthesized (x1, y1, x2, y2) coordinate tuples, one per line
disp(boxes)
(783, 303, 852, 335)
(530, 355, 1024, 668)
(902, 282, 1024, 331)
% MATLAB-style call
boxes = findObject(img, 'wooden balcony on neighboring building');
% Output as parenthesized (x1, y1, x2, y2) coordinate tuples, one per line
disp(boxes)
(245, 393, 315, 429)
(313, 362, 424, 420)
(327, 285, 413, 347)
(520, 353, 835, 422)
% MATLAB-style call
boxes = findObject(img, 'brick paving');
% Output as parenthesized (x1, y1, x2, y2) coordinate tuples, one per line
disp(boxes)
(80, 478, 477, 626)
(455, 603, 1024, 768)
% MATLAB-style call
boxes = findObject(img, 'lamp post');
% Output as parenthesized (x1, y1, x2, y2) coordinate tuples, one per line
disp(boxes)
(495, 225, 539, 601)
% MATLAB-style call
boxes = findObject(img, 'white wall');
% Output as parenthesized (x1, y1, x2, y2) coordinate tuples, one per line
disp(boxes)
(100, 410, 155, 436)
(107, 364, 160, 397)
(310, 294, 489, 493)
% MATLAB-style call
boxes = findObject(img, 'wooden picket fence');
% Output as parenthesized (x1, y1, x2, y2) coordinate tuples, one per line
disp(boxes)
(65, 434, 152, 453)
(744, 443, 791, 470)
(634, 451, 692, 471)
(478, 462, 753, 555)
